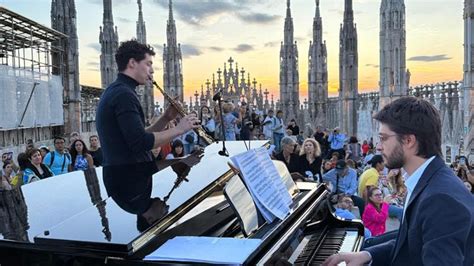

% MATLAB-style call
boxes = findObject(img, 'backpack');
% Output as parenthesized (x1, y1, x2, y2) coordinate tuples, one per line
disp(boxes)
(48, 151, 71, 173)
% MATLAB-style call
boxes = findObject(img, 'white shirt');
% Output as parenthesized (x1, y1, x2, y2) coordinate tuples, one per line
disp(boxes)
(402, 156, 436, 220)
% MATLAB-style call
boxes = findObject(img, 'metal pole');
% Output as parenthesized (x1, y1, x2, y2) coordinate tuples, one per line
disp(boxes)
(18, 82, 39, 127)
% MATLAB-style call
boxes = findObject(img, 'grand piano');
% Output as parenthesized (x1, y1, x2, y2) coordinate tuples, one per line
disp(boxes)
(0, 141, 364, 265)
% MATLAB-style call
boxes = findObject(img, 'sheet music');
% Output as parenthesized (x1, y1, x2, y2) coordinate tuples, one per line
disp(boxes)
(231, 149, 291, 222)
(224, 176, 259, 236)
(254, 147, 293, 206)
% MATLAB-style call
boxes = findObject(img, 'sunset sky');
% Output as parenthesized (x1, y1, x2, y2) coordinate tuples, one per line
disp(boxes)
(0, 0, 464, 101)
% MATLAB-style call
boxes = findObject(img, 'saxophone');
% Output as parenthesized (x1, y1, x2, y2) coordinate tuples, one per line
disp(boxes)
(151, 80, 215, 146)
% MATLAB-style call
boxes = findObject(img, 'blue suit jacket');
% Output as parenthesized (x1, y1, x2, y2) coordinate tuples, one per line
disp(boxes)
(365, 156, 474, 266)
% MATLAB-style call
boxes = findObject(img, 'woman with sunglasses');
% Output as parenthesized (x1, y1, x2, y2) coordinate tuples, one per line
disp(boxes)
(362, 186, 389, 236)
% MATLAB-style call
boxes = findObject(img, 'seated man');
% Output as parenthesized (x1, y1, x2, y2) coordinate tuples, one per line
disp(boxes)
(335, 196, 371, 239)
(323, 160, 365, 217)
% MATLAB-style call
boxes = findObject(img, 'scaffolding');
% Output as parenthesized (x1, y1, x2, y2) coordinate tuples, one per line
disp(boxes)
(0, 6, 67, 130)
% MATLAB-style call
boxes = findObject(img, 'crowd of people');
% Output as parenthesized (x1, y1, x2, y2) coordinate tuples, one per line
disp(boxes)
(0, 133, 103, 189)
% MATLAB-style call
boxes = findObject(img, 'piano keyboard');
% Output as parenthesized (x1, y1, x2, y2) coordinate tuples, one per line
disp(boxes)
(292, 228, 359, 266)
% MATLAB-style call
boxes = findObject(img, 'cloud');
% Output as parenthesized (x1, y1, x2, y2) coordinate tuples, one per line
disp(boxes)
(116, 17, 133, 23)
(153, 0, 279, 26)
(87, 62, 99, 67)
(264, 41, 280, 47)
(87, 43, 101, 52)
(153, 0, 235, 26)
(181, 44, 203, 58)
(209, 46, 225, 52)
(408, 54, 451, 62)
(151, 43, 164, 51)
(233, 44, 254, 53)
(365, 64, 379, 68)
(236, 12, 281, 24)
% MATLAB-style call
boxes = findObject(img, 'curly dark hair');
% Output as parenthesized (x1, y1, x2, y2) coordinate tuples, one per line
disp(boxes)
(115, 40, 156, 72)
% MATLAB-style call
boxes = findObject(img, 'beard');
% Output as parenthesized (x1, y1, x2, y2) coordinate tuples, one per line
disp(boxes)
(384, 142, 405, 169)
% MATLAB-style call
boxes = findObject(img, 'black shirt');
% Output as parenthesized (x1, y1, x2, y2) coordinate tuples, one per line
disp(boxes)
(96, 73, 155, 166)
(295, 155, 323, 182)
(287, 125, 300, 136)
(274, 152, 299, 173)
(89, 147, 103, 167)
(97, 73, 158, 215)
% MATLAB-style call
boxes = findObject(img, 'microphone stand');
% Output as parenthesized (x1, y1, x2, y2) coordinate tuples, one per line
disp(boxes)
(214, 93, 228, 157)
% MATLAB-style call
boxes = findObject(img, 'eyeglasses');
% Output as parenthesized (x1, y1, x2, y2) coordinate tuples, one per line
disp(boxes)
(378, 134, 398, 143)
(373, 193, 383, 197)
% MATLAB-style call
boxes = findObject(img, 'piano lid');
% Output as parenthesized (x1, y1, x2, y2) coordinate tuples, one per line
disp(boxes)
(30, 141, 268, 255)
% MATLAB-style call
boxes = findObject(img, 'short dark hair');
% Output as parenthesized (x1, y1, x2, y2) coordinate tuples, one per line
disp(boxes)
(17, 153, 30, 170)
(369, 155, 384, 168)
(115, 40, 155, 72)
(2, 160, 12, 169)
(53, 136, 65, 144)
(373, 97, 442, 158)
(89, 135, 99, 141)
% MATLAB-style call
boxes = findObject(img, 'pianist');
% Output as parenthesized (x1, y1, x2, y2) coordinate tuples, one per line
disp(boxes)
(96, 40, 200, 230)
(323, 97, 474, 266)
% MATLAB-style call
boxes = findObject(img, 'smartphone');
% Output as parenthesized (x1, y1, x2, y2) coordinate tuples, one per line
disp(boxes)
(460, 157, 466, 166)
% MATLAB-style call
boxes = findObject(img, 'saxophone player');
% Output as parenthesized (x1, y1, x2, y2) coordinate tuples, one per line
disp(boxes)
(96, 40, 200, 224)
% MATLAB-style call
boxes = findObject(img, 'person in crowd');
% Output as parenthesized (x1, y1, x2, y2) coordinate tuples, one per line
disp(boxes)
(251, 112, 261, 135)
(362, 186, 389, 237)
(324, 97, 474, 266)
(238, 102, 253, 141)
(274, 136, 299, 174)
(262, 109, 274, 141)
(272, 110, 286, 152)
(363, 148, 375, 167)
(287, 119, 299, 136)
(328, 127, 346, 159)
(1, 161, 13, 190)
(379, 168, 406, 222)
(455, 156, 474, 188)
(303, 123, 314, 139)
(296, 138, 323, 182)
(43, 136, 71, 176)
(24, 148, 53, 184)
(222, 102, 240, 141)
(10, 153, 29, 187)
(345, 136, 362, 165)
(335, 196, 372, 239)
(313, 125, 328, 157)
(89, 135, 103, 167)
(1, 152, 18, 177)
(296, 130, 305, 145)
(69, 139, 94, 171)
(323, 159, 365, 217)
(329, 153, 339, 168)
(358, 155, 384, 198)
(70, 131, 81, 143)
(181, 129, 197, 155)
(39, 146, 50, 162)
(322, 160, 334, 174)
(200, 106, 215, 139)
(166, 139, 185, 159)
(361, 140, 370, 156)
